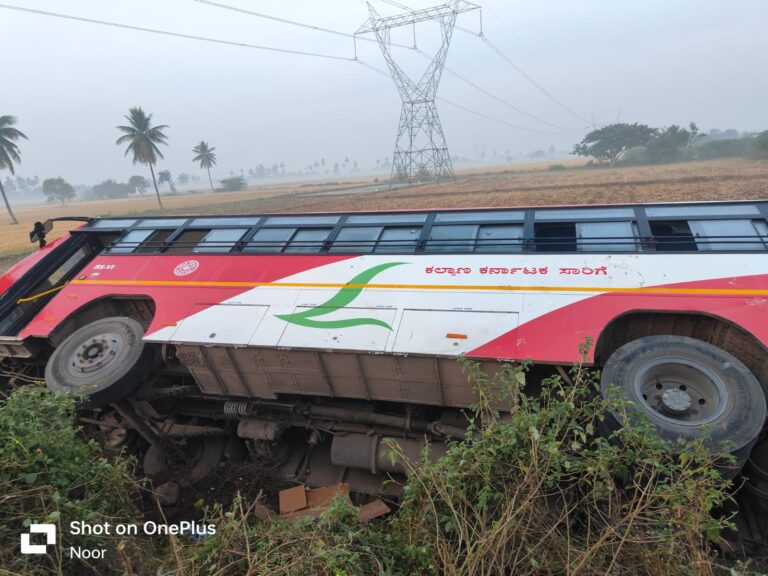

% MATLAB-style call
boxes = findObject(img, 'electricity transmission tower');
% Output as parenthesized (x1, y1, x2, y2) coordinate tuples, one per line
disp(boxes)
(357, 1, 479, 184)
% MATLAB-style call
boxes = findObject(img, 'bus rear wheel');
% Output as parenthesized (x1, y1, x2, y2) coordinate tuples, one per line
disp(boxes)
(45, 316, 153, 407)
(600, 335, 766, 474)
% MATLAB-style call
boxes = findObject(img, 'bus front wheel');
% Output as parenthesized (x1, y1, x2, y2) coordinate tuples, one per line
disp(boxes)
(600, 335, 766, 474)
(45, 316, 153, 407)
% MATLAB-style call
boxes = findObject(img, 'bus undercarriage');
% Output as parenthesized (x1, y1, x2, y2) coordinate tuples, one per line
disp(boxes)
(2, 335, 768, 546)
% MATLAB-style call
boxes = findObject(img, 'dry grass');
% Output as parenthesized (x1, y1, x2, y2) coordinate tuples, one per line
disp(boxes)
(303, 158, 768, 213)
(1, 158, 766, 270)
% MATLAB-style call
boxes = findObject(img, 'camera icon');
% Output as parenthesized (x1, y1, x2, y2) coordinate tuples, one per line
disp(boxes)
(20, 524, 57, 555)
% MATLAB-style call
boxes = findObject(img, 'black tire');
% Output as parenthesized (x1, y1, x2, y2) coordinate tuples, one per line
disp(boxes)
(45, 316, 153, 407)
(600, 335, 766, 472)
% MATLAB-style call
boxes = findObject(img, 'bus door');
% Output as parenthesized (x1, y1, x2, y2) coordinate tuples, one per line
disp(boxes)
(0, 234, 98, 337)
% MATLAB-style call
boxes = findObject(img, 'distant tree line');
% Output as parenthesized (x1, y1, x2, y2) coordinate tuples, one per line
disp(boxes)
(573, 122, 768, 166)
(3, 107, 768, 225)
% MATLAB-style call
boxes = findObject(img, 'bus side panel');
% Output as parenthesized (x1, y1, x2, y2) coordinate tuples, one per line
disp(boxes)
(469, 275, 768, 364)
(18, 254, 355, 339)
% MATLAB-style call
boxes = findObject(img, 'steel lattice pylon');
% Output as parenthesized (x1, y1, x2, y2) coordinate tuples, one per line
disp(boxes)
(358, 1, 479, 184)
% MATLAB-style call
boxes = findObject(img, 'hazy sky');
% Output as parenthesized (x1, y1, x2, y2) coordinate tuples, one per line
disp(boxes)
(3, 0, 767, 184)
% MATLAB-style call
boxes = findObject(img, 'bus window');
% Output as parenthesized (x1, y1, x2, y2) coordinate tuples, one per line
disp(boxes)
(374, 227, 421, 253)
(244, 228, 295, 253)
(347, 213, 427, 224)
(688, 219, 768, 251)
(576, 221, 638, 252)
(650, 221, 697, 251)
(90, 218, 137, 229)
(193, 228, 249, 253)
(426, 225, 478, 252)
(136, 218, 188, 228)
(48, 247, 91, 285)
(109, 229, 174, 254)
(330, 227, 382, 253)
(646, 204, 760, 217)
(475, 225, 523, 253)
(534, 222, 576, 252)
(166, 230, 209, 254)
(435, 210, 524, 222)
(0, 244, 94, 336)
(535, 207, 635, 220)
(192, 217, 261, 227)
(284, 229, 333, 253)
(264, 215, 340, 226)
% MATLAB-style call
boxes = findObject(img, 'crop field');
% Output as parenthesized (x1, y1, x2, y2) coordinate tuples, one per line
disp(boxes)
(1, 158, 766, 272)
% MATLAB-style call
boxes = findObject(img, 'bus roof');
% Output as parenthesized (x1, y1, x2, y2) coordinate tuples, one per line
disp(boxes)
(84, 198, 768, 225)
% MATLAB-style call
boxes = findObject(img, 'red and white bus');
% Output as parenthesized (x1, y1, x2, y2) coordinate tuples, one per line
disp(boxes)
(1, 200, 767, 496)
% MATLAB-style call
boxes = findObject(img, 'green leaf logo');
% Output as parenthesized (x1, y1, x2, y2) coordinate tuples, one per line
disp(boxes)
(276, 262, 406, 329)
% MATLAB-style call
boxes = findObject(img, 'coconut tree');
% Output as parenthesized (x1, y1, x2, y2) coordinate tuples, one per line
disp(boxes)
(192, 141, 217, 192)
(116, 107, 168, 209)
(0, 115, 28, 224)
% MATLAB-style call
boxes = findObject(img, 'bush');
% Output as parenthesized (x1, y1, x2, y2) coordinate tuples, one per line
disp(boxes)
(617, 146, 649, 166)
(754, 131, 768, 158)
(548, 164, 568, 171)
(644, 125, 696, 164)
(217, 176, 247, 192)
(392, 359, 731, 575)
(0, 386, 144, 575)
(694, 138, 754, 160)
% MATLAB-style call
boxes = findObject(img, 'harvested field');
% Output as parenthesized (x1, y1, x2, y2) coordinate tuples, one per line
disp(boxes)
(0, 158, 766, 271)
(264, 158, 768, 213)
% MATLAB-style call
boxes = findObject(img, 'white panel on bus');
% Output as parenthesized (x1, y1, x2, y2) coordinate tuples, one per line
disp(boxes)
(276, 306, 397, 352)
(171, 304, 269, 345)
(391, 310, 518, 356)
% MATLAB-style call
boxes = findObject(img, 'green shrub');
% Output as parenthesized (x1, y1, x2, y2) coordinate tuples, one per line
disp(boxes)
(754, 131, 768, 158)
(694, 138, 754, 160)
(617, 145, 649, 166)
(172, 493, 423, 576)
(393, 359, 730, 575)
(217, 176, 247, 192)
(548, 164, 568, 171)
(0, 386, 144, 575)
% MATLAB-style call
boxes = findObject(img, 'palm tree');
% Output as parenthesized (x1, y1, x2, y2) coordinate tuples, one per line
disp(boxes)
(116, 107, 168, 209)
(192, 141, 217, 192)
(0, 115, 28, 224)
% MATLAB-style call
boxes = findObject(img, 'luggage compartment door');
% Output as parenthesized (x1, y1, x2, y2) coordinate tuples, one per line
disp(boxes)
(391, 309, 518, 356)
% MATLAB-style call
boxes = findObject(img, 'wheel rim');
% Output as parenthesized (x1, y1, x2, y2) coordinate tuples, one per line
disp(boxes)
(632, 357, 729, 426)
(66, 330, 126, 377)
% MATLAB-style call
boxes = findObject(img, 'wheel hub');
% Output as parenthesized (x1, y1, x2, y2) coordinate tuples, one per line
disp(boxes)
(661, 388, 693, 415)
(633, 357, 728, 426)
(71, 332, 124, 374)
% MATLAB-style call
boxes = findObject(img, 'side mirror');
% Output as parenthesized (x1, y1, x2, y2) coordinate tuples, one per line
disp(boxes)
(29, 219, 53, 248)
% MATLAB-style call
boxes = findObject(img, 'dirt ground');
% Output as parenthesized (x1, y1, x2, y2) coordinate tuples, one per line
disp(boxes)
(1, 158, 766, 271)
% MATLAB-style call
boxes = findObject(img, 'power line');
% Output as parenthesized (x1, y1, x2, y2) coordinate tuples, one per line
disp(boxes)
(0, 3, 355, 61)
(372, 0, 588, 130)
(195, 0, 575, 133)
(481, 0, 539, 58)
(192, 0, 355, 38)
(480, 35, 592, 126)
(437, 59, 577, 131)
(358, 60, 561, 135)
(377, 0, 415, 12)
(191, 0, 413, 51)
(1, 1, 576, 137)
(437, 96, 563, 135)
